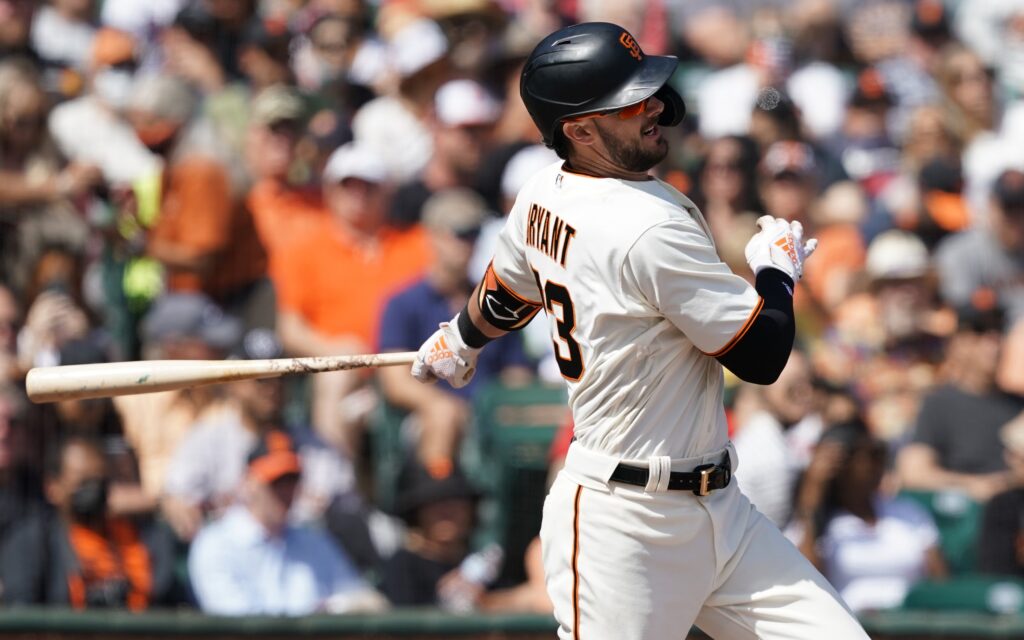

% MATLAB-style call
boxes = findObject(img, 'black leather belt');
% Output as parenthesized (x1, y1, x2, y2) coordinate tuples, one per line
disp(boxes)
(609, 452, 732, 496)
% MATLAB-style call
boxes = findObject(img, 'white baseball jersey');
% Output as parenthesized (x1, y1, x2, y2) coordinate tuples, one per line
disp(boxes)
(491, 161, 761, 460)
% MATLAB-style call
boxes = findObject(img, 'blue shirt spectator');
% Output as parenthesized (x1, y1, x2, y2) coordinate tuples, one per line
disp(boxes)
(189, 505, 368, 615)
(188, 431, 384, 616)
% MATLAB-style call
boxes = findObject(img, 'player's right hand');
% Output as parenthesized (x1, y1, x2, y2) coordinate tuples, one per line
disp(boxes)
(411, 315, 481, 389)
(743, 215, 818, 282)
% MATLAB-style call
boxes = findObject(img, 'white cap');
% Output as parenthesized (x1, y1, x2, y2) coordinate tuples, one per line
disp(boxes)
(389, 18, 448, 78)
(435, 79, 501, 128)
(865, 230, 929, 280)
(501, 145, 560, 199)
(323, 142, 388, 184)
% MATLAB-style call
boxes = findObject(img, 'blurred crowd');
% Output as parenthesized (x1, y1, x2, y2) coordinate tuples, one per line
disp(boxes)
(0, 0, 1023, 620)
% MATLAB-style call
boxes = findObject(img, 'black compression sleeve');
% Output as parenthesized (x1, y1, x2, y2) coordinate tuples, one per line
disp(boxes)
(715, 269, 795, 385)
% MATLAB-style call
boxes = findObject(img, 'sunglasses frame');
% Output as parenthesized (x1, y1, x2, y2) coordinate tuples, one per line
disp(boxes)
(568, 98, 650, 122)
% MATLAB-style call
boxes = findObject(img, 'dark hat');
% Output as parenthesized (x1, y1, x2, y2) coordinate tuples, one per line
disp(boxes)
(851, 67, 893, 108)
(393, 460, 481, 522)
(241, 17, 292, 62)
(920, 157, 963, 193)
(920, 157, 970, 232)
(140, 293, 242, 351)
(818, 420, 871, 450)
(58, 337, 109, 366)
(247, 430, 302, 484)
(957, 289, 1006, 334)
(993, 169, 1024, 212)
(911, 0, 950, 40)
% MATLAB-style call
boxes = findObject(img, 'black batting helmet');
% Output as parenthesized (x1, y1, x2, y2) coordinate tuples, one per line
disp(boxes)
(520, 22, 686, 147)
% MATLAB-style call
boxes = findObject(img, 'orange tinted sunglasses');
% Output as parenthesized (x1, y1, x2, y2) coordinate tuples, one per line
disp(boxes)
(569, 98, 650, 122)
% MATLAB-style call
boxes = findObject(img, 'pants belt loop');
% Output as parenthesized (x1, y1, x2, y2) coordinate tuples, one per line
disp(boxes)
(645, 456, 673, 493)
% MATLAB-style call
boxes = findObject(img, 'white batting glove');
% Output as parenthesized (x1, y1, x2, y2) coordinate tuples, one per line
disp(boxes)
(411, 314, 481, 389)
(744, 215, 818, 282)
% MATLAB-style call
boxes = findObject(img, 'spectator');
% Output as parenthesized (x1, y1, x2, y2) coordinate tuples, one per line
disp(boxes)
(756, 139, 865, 311)
(291, 11, 381, 112)
(48, 27, 161, 186)
(129, 74, 271, 330)
(935, 42, 996, 151)
(790, 423, 947, 613)
(733, 350, 821, 528)
(689, 135, 762, 273)
(758, 140, 818, 225)
(245, 84, 328, 280)
(826, 67, 900, 197)
(162, 0, 257, 93)
(0, 61, 96, 297)
(388, 78, 502, 228)
(237, 16, 293, 93)
(188, 429, 384, 615)
(276, 141, 430, 453)
(817, 231, 947, 441)
(0, 282, 19, 383)
(378, 188, 532, 472)
(48, 338, 151, 517)
(352, 17, 450, 183)
(0, 0, 36, 59)
(379, 460, 487, 608)
(113, 293, 240, 503)
(15, 243, 93, 373)
(0, 384, 44, 548)
(955, 0, 1024, 99)
(0, 437, 175, 608)
(162, 329, 357, 541)
(936, 168, 1024, 324)
(897, 302, 1024, 501)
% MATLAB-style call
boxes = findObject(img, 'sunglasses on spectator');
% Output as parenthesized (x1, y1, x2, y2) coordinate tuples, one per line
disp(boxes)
(706, 159, 742, 172)
(452, 226, 482, 242)
(569, 98, 650, 122)
(8, 114, 43, 129)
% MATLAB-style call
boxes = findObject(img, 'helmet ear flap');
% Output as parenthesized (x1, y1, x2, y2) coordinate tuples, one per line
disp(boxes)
(655, 86, 686, 128)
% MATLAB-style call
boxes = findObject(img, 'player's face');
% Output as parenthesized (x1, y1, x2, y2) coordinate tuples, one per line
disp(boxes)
(590, 96, 669, 172)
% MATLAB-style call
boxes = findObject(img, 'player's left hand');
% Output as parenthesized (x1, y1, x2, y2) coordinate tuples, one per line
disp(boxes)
(411, 315, 481, 388)
(744, 215, 818, 282)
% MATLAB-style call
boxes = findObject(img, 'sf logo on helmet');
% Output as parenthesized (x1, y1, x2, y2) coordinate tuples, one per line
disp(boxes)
(619, 32, 643, 61)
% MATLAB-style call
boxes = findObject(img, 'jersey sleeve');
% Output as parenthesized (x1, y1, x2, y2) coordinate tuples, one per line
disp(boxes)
(622, 219, 761, 355)
(489, 203, 544, 305)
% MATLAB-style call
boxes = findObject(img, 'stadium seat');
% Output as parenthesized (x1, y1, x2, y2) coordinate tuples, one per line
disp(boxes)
(472, 379, 570, 586)
(898, 489, 983, 576)
(902, 576, 1024, 614)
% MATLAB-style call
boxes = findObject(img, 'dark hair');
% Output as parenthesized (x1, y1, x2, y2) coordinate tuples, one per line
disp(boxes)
(550, 126, 572, 160)
(689, 135, 764, 213)
(43, 435, 105, 480)
(804, 420, 883, 537)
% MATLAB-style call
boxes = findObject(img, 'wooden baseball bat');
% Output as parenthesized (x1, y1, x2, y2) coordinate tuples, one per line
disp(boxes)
(26, 351, 418, 403)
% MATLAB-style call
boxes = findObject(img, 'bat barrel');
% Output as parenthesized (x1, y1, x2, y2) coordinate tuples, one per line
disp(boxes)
(25, 352, 418, 403)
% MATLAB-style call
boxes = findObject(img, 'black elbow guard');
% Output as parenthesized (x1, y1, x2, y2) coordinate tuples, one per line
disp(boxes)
(476, 264, 542, 332)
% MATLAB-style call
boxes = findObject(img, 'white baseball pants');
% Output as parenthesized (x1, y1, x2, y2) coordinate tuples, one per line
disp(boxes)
(540, 442, 869, 640)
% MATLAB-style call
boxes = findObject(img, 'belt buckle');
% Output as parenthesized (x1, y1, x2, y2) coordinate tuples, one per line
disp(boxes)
(693, 463, 715, 497)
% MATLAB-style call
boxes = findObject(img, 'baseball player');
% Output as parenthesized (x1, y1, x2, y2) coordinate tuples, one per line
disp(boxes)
(412, 22, 868, 639)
